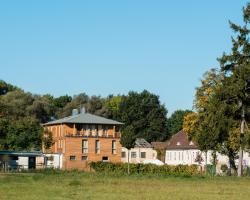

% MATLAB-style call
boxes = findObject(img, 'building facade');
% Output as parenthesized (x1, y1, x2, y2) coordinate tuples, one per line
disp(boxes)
(121, 138, 159, 164)
(165, 131, 250, 173)
(0, 151, 44, 171)
(43, 109, 123, 170)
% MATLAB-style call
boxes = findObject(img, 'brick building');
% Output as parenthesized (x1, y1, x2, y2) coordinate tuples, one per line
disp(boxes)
(43, 109, 123, 170)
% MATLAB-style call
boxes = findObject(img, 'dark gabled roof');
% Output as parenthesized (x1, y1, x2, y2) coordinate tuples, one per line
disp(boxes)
(166, 130, 198, 150)
(134, 138, 152, 148)
(43, 113, 124, 126)
(151, 142, 168, 150)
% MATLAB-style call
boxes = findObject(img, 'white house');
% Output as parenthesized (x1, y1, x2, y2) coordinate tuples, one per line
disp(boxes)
(121, 138, 160, 164)
(165, 131, 250, 172)
(165, 131, 230, 168)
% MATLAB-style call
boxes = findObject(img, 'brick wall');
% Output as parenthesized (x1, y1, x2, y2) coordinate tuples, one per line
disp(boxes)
(63, 137, 122, 170)
(43, 123, 122, 170)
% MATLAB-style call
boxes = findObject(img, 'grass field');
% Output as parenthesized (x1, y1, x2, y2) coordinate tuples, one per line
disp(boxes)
(1, 172, 250, 200)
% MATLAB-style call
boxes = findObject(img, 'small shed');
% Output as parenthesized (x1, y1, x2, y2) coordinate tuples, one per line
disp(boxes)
(0, 150, 44, 171)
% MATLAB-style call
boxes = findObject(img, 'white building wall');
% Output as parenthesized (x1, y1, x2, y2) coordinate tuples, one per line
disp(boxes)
(44, 153, 63, 169)
(165, 149, 202, 166)
(17, 157, 29, 169)
(121, 147, 157, 164)
(165, 149, 250, 169)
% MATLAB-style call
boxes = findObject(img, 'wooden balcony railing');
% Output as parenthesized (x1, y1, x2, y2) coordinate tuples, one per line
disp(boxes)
(65, 131, 121, 138)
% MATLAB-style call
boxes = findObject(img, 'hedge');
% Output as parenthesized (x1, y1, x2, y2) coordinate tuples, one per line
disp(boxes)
(89, 162, 199, 176)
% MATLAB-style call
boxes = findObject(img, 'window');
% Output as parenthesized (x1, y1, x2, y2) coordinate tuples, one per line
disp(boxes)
(12, 156, 18, 161)
(82, 140, 88, 154)
(82, 156, 88, 161)
(47, 156, 54, 161)
(131, 152, 137, 158)
(141, 152, 146, 159)
(95, 140, 100, 154)
(70, 156, 76, 161)
(112, 140, 116, 154)
(102, 156, 109, 162)
(121, 151, 126, 158)
(174, 152, 176, 160)
(115, 126, 120, 132)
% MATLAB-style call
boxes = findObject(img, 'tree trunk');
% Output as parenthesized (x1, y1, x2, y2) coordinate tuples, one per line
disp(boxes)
(212, 151, 217, 176)
(127, 149, 130, 175)
(238, 107, 245, 177)
(228, 150, 237, 176)
(204, 151, 208, 175)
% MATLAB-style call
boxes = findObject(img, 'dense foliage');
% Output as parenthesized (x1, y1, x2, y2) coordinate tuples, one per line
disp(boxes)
(90, 162, 199, 176)
(183, 3, 250, 175)
(0, 80, 170, 151)
(168, 110, 192, 136)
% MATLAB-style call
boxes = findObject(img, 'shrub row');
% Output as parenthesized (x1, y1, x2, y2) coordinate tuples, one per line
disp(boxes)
(90, 162, 199, 176)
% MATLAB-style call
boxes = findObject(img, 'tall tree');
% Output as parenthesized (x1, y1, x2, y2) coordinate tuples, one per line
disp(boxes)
(105, 95, 124, 119)
(183, 69, 239, 174)
(218, 3, 250, 176)
(5, 117, 42, 151)
(168, 110, 192, 136)
(120, 125, 136, 175)
(57, 93, 89, 118)
(116, 90, 168, 142)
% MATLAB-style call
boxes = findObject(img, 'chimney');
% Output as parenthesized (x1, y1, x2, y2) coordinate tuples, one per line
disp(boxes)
(72, 109, 79, 116)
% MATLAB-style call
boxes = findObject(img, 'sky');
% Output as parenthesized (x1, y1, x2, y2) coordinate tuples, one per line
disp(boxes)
(0, 0, 249, 115)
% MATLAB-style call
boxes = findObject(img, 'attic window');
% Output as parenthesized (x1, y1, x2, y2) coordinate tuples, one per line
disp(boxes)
(189, 141, 194, 146)
(177, 142, 181, 146)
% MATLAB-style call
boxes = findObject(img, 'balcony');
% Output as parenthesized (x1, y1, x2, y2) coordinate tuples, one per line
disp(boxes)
(65, 131, 121, 138)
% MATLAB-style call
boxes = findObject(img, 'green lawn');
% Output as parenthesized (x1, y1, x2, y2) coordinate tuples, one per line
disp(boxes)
(1, 172, 250, 200)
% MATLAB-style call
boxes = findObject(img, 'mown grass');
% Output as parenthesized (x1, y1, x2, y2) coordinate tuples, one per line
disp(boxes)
(1, 171, 250, 200)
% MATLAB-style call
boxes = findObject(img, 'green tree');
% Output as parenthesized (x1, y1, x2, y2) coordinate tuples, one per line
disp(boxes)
(6, 117, 42, 151)
(0, 117, 10, 150)
(218, 3, 250, 176)
(53, 95, 72, 108)
(117, 90, 168, 143)
(27, 94, 56, 123)
(42, 128, 54, 152)
(183, 69, 238, 174)
(120, 126, 136, 175)
(57, 93, 89, 118)
(0, 90, 34, 118)
(86, 96, 109, 117)
(105, 95, 124, 119)
(168, 110, 192, 136)
(0, 80, 18, 95)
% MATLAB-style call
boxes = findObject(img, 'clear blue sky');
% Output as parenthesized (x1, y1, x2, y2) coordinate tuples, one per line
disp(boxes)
(0, 0, 248, 115)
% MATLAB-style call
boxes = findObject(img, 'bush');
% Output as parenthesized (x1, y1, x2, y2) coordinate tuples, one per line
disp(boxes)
(206, 164, 216, 176)
(221, 164, 228, 174)
(89, 162, 199, 176)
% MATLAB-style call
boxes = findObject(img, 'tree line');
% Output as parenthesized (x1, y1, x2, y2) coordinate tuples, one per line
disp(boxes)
(0, 80, 190, 151)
